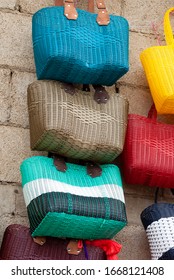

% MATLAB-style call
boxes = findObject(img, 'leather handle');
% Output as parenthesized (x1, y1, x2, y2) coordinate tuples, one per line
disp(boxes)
(33, 236, 46, 245)
(55, 0, 94, 11)
(55, 0, 110, 25)
(96, 0, 110, 25)
(147, 103, 157, 120)
(55, 0, 64, 6)
(64, 0, 78, 20)
(55, 0, 78, 19)
(86, 162, 102, 178)
(93, 85, 110, 104)
(88, 0, 95, 13)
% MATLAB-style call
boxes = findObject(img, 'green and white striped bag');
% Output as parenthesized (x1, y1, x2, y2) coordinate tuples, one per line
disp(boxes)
(20, 156, 127, 240)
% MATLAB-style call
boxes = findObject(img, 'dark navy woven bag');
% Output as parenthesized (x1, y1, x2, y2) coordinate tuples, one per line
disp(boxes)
(141, 203, 174, 260)
(32, 0, 129, 86)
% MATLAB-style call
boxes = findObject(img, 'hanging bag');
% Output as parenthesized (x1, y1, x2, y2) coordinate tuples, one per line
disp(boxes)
(122, 104, 174, 189)
(20, 155, 127, 240)
(27, 80, 129, 164)
(0, 224, 121, 260)
(140, 7, 174, 114)
(140, 203, 174, 260)
(32, 0, 129, 86)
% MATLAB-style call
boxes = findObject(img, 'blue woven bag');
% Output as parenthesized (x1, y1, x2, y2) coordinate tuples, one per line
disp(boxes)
(32, 0, 129, 86)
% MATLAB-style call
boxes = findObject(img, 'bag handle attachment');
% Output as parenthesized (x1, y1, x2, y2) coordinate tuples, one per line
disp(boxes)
(67, 240, 83, 255)
(64, 0, 78, 20)
(86, 162, 102, 178)
(33, 236, 46, 245)
(164, 7, 174, 45)
(93, 84, 110, 104)
(55, 0, 78, 19)
(96, 0, 110, 25)
(55, 0, 110, 25)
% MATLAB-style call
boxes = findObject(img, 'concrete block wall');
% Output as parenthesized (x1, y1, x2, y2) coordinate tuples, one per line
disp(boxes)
(0, 0, 174, 260)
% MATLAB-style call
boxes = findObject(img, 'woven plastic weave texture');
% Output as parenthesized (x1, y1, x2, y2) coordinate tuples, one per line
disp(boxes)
(27, 80, 128, 163)
(122, 105, 174, 189)
(20, 156, 127, 239)
(140, 7, 174, 114)
(141, 203, 174, 260)
(32, 7, 129, 86)
(0, 224, 107, 260)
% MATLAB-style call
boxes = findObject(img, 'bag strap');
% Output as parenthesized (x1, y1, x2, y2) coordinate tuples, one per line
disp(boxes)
(33, 236, 46, 245)
(96, 0, 110, 25)
(147, 103, 157, 120)
(67, 240, 83, 255)
(93, 84, 110, 104)
(55, 0, 64, 5)
(164, 7, 174, 45)
(86, 162, 102, 178)
(48, 152, 67, 172)
(55, 0, 110, 25)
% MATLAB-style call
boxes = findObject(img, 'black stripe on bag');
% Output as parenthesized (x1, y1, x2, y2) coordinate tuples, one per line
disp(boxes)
(27, 192, 127, 233)
(140, 203, 174, 230)
(158, 247, 174, 260)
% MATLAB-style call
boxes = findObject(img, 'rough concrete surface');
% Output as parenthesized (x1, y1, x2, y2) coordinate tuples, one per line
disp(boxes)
(0, 0, 174, 260)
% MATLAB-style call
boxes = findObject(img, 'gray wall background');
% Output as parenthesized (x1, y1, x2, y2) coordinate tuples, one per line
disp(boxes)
(0, 0, 174, 259)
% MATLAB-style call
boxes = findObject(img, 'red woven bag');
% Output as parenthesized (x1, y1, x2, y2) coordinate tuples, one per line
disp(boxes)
(122, 104, 174, 189)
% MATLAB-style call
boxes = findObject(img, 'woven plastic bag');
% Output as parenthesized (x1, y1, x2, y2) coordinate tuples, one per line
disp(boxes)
(122, 104, 174, 189)
(20, 155, 127, 240)
(32, 0, 129, 86)
(0, 224, 121, 260)
(27, 80, 129, 164)
(140, 7, 174, 114)
(141, 203, 174, 260)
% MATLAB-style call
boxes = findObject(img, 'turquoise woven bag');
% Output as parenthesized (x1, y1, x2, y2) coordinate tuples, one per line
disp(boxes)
(20, 156, 127, 240)
(32, 0, 129, 86)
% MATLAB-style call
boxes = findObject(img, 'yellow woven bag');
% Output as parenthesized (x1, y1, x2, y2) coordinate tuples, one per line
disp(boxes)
(140, 7, 174, 114)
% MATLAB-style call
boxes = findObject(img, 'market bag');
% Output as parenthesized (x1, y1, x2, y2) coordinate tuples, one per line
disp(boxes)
(0, 224, 122, 260)
(140, 7, 174, 114)
(20, 156, 127, 240)
(27, 80, 129, 164)
(32, 0, 129, 86)
(140, 203, 174, 260)
(122, 104, 174, 189)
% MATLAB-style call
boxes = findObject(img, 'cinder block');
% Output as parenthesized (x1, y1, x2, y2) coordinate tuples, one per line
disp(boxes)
(18, 0, 53, 14)
(0, 184, 16, 215)
(10, 71, 36, 128)
(125, 196, 156, 226)
(0, 69, 11, 123)
(123, 0, 173, 34)
(0, 126, 43, 183)
(0, 12, 34, 72)
(115, 224, 151, 260)
(0, 0, 16, 9)
(0, 215, 29, 247)
(120, 32, 160, 87)
(117, 84, 153, 116)
(14, 185, 28, 217)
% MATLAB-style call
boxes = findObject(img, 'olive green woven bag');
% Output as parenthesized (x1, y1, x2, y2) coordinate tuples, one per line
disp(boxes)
(27, 80, 128, 163)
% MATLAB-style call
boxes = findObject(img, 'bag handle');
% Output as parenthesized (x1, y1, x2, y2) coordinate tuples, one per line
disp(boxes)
(147, 103, 157, 120)
(164, 7, 174, 45)
(55, 0, 110, 25)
